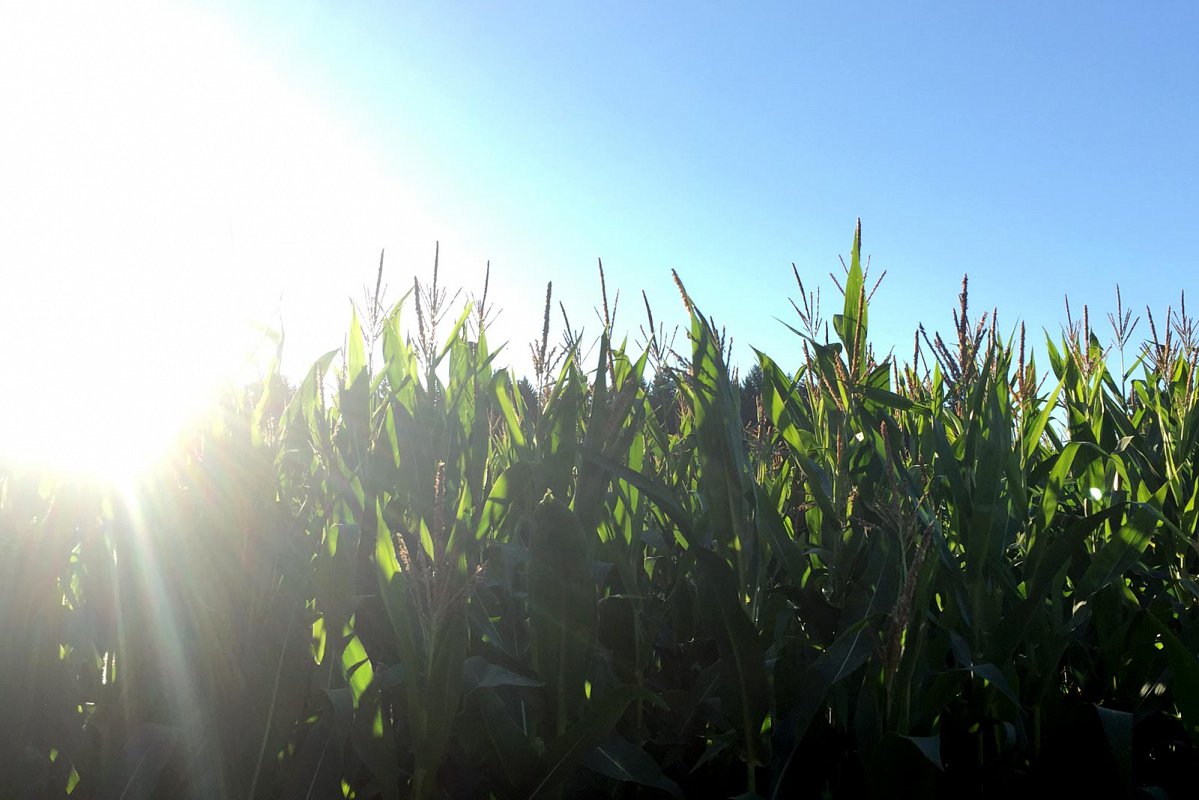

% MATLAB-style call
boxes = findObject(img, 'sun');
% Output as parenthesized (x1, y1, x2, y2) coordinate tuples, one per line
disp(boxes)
(0, 331, 224, 484)
(0, 0, 361, 482)
(1, 395, 175, 486)
(1, 0, 453, 486)
(0, 1, 282, 483)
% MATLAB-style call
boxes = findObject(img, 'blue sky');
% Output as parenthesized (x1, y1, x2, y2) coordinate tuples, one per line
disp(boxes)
(1, 0, 1196, 471)
(213, 0, 1198, 369)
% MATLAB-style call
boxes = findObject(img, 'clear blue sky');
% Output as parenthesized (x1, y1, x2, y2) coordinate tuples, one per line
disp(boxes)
(217, 0, 1197, 371)
(2, 1, 1197, 471)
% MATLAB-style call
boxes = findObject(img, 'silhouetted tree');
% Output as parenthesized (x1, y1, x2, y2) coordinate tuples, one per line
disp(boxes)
(516, 376, 538, 416)
(647, 369, 680, 435)
(739, 363, 764, 429)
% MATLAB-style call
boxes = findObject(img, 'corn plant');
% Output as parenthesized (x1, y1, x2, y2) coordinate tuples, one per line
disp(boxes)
(3, 224, 1198, 799)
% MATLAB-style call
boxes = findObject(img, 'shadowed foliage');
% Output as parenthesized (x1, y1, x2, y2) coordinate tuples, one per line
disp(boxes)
(4, 224, 1199, 798)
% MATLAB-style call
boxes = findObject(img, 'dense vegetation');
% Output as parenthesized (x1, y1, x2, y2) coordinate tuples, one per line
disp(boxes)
(4, 225, 1199, 798)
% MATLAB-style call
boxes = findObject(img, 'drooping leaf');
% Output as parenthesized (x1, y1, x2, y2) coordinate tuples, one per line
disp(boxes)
(526, 685, 665, 800)
(462, 656, 544, 692)
(900, 734, 943, 771)
(582, 734, 682, 797)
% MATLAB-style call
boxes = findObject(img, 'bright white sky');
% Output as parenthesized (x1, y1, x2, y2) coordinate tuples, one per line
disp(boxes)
(2, 0, 1196, 479)
(1, 1, 495, 477)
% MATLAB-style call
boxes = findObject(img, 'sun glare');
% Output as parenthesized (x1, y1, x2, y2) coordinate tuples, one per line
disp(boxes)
(2, 360, 206, 484)
(0, 2, 262, 479)
(0, 1, 414, 481)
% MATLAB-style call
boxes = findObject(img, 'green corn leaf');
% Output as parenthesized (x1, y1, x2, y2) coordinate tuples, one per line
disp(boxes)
(475, 461, 537, 541)
(414, 604, 467, 798)
(528, 495, 596, 736)
(582, 734, 683, 797)
(1078, 504, 1160, 599)
(900, 734, 943, 770)
(280, 690, 352, 800)
(1038, 441, 1103, 532)
(346, 306, 367, 387)
(767, 618, 876, 799)
(1145, 611, 1199, 747)
(341, 636, 374, 706)
(686, 305, 754, 565)
(492, 371, 528, 451)
(1022, 374, 1065, 463)
(461, 688, 541, 793)
(694, 547, 770, 766)
(382, 308, 420, 411)
(751, 482, 809, 584)
(433, 302, 474, 368)
(574, 333, 611, 530)
(998, 505, 1123, 658)
(351, 675, 401, 800)
(374, 490, 467, 800)
(579, 446, 694, 544)
(1095, 705, 1133, 795)
(527, 685, 665, 800)
(833, 219, 866, 370)
(463, 655, 544, 692)
(861, 383, 918, 412)
(280, 349, 339, 438)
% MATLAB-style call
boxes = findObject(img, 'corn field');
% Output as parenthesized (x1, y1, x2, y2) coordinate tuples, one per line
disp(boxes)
(4, 224, 1199, 798)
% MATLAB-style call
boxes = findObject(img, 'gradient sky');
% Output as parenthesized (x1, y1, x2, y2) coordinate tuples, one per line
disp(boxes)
(2, 0, 1196, 471)
(213, 0, 1198, 368)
